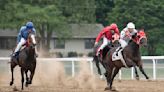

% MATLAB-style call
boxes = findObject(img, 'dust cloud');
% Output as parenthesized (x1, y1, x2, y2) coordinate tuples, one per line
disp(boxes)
(33, 57, 98, 90)
(0, 55, 101, 91)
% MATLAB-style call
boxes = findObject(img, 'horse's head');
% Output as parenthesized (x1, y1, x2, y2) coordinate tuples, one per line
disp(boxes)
(111, 33, 120, 47)
(134, 30, 147, 47)
(27, 32, 36, 49)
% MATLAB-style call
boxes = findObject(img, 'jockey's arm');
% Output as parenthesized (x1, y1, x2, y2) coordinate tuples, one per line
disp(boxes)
(132, 29, 138, 35)
(17, 26, 25, 43)
(131, 29, 138, 39)
(17, 33, 21, 44)
(120, 29, 126, 39)
(114, 27, 120, 35)
(95, 29, 105, 44)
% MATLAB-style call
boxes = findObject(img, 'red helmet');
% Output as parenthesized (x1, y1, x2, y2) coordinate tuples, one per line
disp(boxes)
(110, 23, 118, 29)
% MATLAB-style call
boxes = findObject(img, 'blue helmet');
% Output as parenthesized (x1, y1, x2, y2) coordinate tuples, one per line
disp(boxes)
(26, 22, 34, 29)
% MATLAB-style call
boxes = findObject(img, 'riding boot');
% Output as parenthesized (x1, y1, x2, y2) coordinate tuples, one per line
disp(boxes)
(11, 52, 19, 62)
(12, 52, 19, 58)
(116, 47, 122, 56)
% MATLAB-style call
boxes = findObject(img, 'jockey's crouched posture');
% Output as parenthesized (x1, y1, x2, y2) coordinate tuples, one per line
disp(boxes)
(12, 22, 38, 58)
(94, 23, 120, 56)
(116, 22, 138, 55)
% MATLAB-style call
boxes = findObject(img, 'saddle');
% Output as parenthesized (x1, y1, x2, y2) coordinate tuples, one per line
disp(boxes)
(12, 41, 29, 60)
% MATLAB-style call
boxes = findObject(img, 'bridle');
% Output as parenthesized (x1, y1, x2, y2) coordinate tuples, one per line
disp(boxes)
(132, 31, 147, 45)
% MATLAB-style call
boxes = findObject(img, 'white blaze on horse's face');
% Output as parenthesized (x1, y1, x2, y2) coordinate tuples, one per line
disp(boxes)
(30, 34, 36, 45)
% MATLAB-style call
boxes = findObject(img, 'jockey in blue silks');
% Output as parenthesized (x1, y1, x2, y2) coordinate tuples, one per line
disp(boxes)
(12, 21, 38, 57)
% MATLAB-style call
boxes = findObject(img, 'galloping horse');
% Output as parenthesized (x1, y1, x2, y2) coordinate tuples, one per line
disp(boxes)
(104, 30, 149, 91)
(10, 32, 37, 90)
(93, 33, 120, 78)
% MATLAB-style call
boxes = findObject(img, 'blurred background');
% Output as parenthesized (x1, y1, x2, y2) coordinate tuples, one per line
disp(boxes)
(0, 0, 163, 57)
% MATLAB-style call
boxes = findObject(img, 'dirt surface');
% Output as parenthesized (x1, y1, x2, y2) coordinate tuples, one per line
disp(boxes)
(0, 60, 164, 92)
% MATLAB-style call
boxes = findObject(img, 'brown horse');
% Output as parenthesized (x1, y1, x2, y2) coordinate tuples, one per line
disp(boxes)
(93, 33, 120, 78)
(104, 30, 149, 91)
(10, 33, 37, 90)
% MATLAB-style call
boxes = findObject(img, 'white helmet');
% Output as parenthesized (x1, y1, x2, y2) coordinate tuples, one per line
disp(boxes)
(127, 22, 135, 29)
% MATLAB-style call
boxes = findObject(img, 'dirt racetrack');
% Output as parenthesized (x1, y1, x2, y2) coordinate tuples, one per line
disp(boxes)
(0, 60, 164, 92)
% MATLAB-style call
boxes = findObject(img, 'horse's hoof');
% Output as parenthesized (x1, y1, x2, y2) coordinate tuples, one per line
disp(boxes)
(25, 82, 28, 87)
(10, 81, 13, 86)
(104, 86, 110, 91)
(147, 78, 151, 82)
(135, 76, 140, 80)
(28, 81, 32, 84)
(13, 86, 19, 91)
(100, 75, 103, 80)
(146, 77, 149, 80)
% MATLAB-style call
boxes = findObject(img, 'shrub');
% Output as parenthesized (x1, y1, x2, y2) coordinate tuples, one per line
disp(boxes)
(55, 52, 63, 58)
(88, 52, 93, 57)
(68, 52, 78, 57)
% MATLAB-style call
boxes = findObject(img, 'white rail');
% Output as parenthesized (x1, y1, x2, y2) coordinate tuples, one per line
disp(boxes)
(0, 56, 164, 79)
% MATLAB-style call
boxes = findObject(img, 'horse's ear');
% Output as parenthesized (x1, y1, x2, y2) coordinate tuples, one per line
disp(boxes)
(139, 29, 145, 32)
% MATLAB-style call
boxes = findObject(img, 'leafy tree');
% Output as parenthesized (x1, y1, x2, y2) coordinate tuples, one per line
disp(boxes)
(57, 0, 96, 23)
(95, 0, 114, 26)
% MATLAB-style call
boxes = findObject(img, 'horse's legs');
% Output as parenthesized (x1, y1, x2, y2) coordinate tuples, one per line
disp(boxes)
(94, 56, 102, 77)
(106, 68, 112, 86)
(133, 65, 139, 80)
(109, 67, 120, 90)
(139, 65, 149, 79)
(126, 58, 139, 80)
(25, 70, 29, 87)
(21, 68, 24, 90)
(29, 69, 35, 84)
(105, 65, 112, 87)
(10, 62, 16, 86)
(29, 63, 36, 84)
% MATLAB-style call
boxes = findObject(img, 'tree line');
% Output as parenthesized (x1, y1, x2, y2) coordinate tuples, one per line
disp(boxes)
(0, 0, 163, 55)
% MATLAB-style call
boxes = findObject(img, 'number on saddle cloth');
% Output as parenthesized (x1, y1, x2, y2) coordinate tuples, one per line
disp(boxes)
(112, 47, 128, 68)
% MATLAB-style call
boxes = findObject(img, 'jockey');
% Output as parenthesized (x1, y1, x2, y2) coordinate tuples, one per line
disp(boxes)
(116, 22, 138, 55)
(12, 21, 38, 57)
(94, 23, 120, 56)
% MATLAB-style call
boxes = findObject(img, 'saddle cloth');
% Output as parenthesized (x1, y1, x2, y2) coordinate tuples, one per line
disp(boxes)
(112, 47, 128, 68)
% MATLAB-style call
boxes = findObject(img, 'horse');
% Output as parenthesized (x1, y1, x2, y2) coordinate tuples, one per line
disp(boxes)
(93, 33, 120, 79)
(104, 30, 149, 91)
(10, 32, 37, 90)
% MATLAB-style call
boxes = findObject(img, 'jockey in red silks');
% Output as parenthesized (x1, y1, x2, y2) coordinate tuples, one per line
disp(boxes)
(94, 23, 120, 56)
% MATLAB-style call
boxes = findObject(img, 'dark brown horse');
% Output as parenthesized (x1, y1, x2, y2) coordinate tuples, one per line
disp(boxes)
(10, 33, 37, 90)
(104, 30, 149, 91)
(93, 34, 120, 78)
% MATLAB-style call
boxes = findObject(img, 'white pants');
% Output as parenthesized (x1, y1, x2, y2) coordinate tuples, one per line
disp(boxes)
(14, 38, 26, 53)
(97, 37, 110, 55)
(119, 39, 128, 48)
